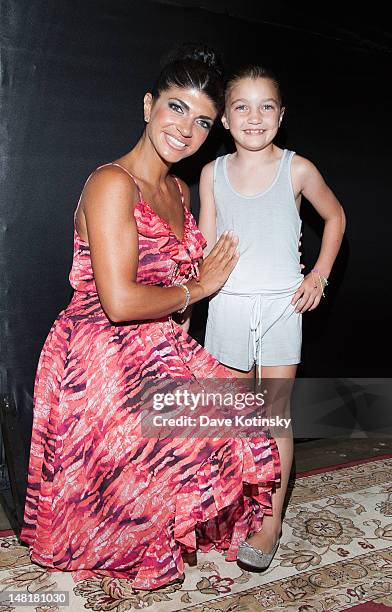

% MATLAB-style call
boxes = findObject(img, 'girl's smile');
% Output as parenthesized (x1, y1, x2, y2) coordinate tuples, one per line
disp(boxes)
(222, 77, 284, 152)
(243, 128, 265, 135)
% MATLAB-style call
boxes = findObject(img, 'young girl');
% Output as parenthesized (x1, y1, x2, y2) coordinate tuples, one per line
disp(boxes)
(198, 65, 346, 568)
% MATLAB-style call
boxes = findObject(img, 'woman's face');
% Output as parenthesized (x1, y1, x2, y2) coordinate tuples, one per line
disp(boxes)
(144, 86, 217, 163)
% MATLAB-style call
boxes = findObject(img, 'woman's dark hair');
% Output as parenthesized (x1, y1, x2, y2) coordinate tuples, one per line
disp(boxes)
(151, 43, 225, 113)
(225, 65, 283, 106)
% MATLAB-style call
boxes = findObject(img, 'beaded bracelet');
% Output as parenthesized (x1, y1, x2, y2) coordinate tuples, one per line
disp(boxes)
(173, 282, 190, 313)
(311, 268, 329, 298)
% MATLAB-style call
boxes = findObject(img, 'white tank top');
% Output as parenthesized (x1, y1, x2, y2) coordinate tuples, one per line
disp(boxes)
(214, 149, 303, 293)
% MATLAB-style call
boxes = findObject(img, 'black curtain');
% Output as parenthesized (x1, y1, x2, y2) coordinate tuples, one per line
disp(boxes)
(1, 0, 391, 524)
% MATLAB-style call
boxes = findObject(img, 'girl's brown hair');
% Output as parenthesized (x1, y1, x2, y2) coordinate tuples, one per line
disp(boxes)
(225, 65, 283, 106)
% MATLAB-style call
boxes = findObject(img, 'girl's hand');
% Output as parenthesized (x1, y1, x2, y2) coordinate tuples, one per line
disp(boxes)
(291, 273, 323, 313)
(198, 231, 239, 297)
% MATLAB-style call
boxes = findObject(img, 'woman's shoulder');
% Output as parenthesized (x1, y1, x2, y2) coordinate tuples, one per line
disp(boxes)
(80, 163, 139, 214)
(90, 162, 137, 183)
(88, 163, 138, 192)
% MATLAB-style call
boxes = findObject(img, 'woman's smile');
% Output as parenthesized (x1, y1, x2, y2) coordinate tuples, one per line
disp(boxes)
(163, 132, 188, 150)
(144, 86, 217, 162)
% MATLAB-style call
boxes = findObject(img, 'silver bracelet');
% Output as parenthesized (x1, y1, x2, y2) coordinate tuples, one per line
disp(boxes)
(311, 268, 329, 298)
(173, 282, 190, 314)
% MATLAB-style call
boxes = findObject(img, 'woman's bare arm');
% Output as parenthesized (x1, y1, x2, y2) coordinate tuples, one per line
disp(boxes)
(81, 166, 238, 322)
(175, 177, 192, 332)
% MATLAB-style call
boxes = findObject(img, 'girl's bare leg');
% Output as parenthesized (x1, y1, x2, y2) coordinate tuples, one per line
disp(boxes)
(224, 362, 297, 553)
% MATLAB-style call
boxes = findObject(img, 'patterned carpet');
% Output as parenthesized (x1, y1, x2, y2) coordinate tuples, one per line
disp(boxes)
(1, 456, 392, 611)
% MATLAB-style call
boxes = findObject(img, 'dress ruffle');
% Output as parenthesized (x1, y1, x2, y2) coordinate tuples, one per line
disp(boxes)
(71, 437, 280, 590)
(134, 200, 206, 281)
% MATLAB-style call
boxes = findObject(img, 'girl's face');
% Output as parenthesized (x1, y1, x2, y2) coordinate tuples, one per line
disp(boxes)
(222, 77, 284, 152)
(143, 86, 217, 163)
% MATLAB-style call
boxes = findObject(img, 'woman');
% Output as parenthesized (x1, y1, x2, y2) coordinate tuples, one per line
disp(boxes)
(20, 46, 280, 589)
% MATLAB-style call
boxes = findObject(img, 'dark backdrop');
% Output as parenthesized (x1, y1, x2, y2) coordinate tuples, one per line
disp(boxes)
(1, 0, 391, 523)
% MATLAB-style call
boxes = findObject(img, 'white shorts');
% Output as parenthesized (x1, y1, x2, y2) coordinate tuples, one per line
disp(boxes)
(204, 290, 302, 370)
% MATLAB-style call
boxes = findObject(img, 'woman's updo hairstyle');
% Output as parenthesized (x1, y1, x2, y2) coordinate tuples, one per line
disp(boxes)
(151, 43, 225, 113)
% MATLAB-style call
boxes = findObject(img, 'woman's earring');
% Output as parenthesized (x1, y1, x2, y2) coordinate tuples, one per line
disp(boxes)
(144, 116, 149, 123)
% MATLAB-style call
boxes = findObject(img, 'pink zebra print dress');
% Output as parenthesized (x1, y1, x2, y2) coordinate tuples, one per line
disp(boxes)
(21, 166, 280, 590)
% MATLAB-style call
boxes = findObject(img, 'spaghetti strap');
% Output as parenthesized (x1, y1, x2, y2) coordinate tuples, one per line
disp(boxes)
(172, 175, 185, 206)
(109, 162, 143, 200)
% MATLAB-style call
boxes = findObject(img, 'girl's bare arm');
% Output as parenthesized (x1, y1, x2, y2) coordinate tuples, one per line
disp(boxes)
(199, 161, 218, 256)
(291, 156, 346, 312)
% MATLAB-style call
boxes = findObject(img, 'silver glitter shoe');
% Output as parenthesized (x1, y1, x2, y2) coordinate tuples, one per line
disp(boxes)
(236, 538, 280, 570)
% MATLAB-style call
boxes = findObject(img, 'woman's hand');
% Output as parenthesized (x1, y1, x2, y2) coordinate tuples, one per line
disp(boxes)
(291, 272, 323, 313)
(197, 231, 239, 297)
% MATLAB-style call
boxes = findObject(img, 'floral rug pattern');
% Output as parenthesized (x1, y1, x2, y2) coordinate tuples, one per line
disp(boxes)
(1, 458, 392, 611)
